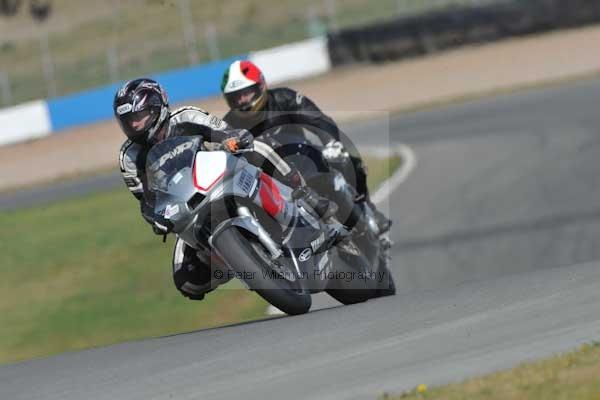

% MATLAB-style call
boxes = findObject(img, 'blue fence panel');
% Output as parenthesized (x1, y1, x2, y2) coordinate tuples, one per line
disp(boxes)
(48, 55, 246, 133)
(47, 83, 121, 133)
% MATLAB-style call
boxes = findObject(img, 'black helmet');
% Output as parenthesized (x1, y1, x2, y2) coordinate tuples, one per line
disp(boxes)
(113, 78, 169, 145)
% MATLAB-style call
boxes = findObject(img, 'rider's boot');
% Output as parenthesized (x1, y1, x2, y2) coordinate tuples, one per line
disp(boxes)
(368, 200, 392, 234)
(355, 193, 392, 235)
(350, 156, 392, 235)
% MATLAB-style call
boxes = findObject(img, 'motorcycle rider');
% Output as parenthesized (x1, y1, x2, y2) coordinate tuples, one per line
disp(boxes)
(115, 78, 335, 301)
(221, 60, 391, 234)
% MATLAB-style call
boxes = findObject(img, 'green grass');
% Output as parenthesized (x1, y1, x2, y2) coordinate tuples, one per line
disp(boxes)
(381, 342, 600, 400)
(0, 0, 494, 105)
(0, 188, 270, 364)
(365, 154, 402, 190)
(0, 155, 399, 365)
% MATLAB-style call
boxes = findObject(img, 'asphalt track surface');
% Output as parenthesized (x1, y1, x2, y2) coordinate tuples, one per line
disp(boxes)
(3, 79, 600, 399)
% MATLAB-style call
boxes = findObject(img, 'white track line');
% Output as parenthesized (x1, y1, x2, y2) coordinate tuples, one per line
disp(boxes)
(266, 143, 417, 316)
(266, 305, 286, 315)
(371, 143, 418, 205)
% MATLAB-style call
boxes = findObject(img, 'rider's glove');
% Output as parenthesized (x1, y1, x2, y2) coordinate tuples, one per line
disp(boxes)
(322, 140, 346, 161)
(286, 166, 306, 189)
(222, 129, 253, 153)
(222, 137, 240, 153)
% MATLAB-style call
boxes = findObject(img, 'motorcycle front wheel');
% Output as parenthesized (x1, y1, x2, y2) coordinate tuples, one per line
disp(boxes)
(212, 226, 312, 315)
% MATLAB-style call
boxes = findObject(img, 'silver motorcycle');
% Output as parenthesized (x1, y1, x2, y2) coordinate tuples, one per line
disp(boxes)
(146, 135, 395, 315)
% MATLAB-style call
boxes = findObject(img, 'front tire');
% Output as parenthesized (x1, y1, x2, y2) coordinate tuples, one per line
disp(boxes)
(212, 227, 312, 315)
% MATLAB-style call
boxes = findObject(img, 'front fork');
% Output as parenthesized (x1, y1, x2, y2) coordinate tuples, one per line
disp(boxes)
(237, 206, 282, 260)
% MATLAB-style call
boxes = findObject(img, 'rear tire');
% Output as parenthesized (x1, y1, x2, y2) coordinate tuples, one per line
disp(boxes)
(212, 227, 312, 315)
(327, 289, 373, 305)
(328, 266, 395, 304)
(375, 264, 396, 297)
(327, 244, 396, 304)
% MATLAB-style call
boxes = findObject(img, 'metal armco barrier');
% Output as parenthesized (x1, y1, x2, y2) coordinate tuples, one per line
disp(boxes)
(327, 0, 600, 66)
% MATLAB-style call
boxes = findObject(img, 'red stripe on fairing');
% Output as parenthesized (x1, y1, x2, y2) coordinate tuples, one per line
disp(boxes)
(259, 173, 284, 217)
(193, 160, 224, 192)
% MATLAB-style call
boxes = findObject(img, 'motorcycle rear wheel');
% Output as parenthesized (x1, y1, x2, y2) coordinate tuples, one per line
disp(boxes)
(327, 246, 396, 304)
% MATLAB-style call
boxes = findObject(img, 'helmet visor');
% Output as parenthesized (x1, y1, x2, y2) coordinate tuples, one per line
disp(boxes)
(122, 109, 158, 133)
(225, 84, 263, 111)
(118, 109, 160, 142)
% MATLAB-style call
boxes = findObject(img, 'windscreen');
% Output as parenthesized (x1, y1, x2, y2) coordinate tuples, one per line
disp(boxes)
(146, 136, 200, 193)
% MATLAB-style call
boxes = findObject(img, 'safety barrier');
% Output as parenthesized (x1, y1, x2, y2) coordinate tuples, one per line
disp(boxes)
(0, 35, 334, 146)
(327, 0, 600, 65)
(47, 56, 245, 133)
(249, 37, 331, 85)
(0, 100, 51, 146)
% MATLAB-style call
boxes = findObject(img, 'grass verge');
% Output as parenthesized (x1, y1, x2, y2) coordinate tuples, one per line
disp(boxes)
(0, 155, 400, 365)
(381, 342, 600, 400)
